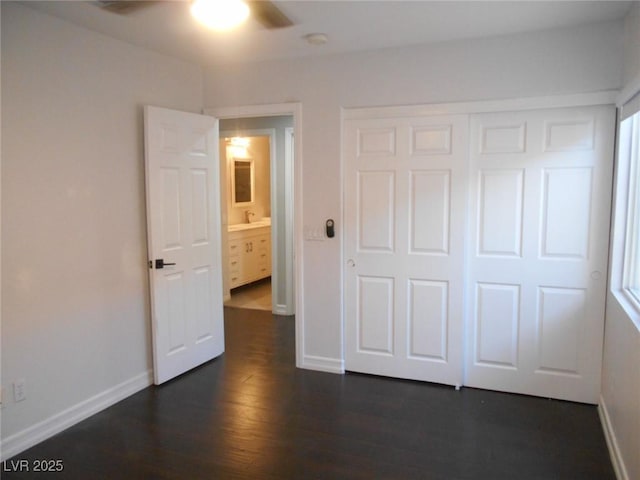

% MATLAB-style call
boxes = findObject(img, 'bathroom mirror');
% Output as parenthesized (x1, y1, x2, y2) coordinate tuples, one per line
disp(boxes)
(231, 159, 254, 206)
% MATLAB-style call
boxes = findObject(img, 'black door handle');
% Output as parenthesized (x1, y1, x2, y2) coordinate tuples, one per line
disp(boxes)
(155, 259, 176, 269)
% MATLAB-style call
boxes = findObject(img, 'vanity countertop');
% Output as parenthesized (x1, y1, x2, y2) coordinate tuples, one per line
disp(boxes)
(228, 219, 271, 232)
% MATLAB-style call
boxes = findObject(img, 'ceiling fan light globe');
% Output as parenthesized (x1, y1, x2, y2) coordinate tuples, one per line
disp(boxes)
(191, 0, 250, 31)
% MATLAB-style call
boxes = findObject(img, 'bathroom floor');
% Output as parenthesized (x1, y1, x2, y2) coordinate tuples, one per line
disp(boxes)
(224, 277, 272, 311)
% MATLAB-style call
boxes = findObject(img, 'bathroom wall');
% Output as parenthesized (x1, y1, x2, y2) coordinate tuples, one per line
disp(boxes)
(225, 136, 271, 225)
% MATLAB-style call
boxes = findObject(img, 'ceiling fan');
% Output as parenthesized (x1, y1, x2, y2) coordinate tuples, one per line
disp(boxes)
(95, 0, 294, 30)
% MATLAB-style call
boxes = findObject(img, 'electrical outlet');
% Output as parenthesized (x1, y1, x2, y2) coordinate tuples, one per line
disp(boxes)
(13, 379, 26, 403)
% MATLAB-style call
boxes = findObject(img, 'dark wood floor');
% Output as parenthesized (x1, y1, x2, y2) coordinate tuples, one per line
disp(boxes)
(4, 307, 615, 479)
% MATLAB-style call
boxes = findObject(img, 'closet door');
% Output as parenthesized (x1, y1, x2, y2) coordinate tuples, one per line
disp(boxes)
(465, 106, 615, 403)
(344, 114, 468, 387)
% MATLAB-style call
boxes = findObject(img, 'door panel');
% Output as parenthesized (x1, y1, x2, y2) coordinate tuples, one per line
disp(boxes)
(160, 168, 182, 248)
(537, 286, 585, 374)
(191, 169, 210, 244)
(358, 276, 394, 355)
(408, 280, 448, 360)
(410, 171, 450, 254)
(475, 282, 520, 368)
(465, 106, 615, 403)
(345, 115, 468, 387)
(478, 169, 524, 257)
(165, 272, 187, 354)
(358, 171, 396, 252)
(145, 106, 224, 385)
(541, 167, 592, 258)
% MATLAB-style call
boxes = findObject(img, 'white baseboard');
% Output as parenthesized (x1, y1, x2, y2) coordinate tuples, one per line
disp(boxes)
(273, 304, 292, 316)
(300, 354, 344, 374)
(1, 370, 153, 462)
(599, 394, 630, 480)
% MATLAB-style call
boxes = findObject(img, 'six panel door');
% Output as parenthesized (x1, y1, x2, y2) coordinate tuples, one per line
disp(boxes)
(465, 106, 615, 403)
(344, 114, 469, 387)
(145, 106, 225, 385)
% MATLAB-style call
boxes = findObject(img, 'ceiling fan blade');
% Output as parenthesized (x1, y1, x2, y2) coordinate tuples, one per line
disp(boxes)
(248, 1, 293, 29)
(96, 1, 161, 15)
(96, 0, 294, 30)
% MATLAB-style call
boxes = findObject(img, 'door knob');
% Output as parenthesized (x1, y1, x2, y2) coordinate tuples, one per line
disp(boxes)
(347, 259, 356, 267)
(155, 259, 176, 269)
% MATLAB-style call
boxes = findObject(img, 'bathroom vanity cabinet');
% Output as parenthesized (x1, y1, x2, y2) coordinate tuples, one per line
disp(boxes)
(228, 225, 271, 289)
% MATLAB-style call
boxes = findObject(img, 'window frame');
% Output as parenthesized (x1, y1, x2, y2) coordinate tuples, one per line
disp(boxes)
(613, 109, 640, 328)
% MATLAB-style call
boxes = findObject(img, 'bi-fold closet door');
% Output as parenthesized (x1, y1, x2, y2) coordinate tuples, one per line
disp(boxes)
(343, 104, 615, 404)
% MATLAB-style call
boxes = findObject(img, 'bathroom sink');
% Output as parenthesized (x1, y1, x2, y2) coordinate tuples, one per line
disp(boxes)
(228, 218, 271, 232)
(253, 217, 271, 226)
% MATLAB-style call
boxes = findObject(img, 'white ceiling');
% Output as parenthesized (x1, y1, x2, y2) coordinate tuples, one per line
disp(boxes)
(23, 1, 634, 67)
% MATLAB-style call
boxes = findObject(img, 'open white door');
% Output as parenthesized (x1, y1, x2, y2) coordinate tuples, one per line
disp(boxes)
(144, 106, 224, 385)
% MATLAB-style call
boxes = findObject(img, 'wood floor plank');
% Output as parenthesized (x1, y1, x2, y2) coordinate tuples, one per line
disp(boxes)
(3, 307, 615, 479)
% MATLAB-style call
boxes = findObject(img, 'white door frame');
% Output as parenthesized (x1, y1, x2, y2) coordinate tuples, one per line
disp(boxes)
(205, 103, 303, 367)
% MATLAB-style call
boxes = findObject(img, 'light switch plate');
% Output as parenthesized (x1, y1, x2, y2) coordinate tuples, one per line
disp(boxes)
(303, 225, 324, 241)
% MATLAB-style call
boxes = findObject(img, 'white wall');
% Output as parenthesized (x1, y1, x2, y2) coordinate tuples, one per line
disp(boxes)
(600, 300, 640, 480)
(599, 6, 640, 480)
(204, 21, 623, 363)
(623, 2, 640, 87)
(1, 3, 203, 455)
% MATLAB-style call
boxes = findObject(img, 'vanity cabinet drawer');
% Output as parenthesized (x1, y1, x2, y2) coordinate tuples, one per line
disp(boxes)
(228, 240, 242, 255)
(229, 256, 240, 274)
(228, 251, 243, 288)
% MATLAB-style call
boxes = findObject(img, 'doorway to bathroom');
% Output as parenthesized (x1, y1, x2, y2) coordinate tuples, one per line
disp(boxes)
(218, 115, 296, 316)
